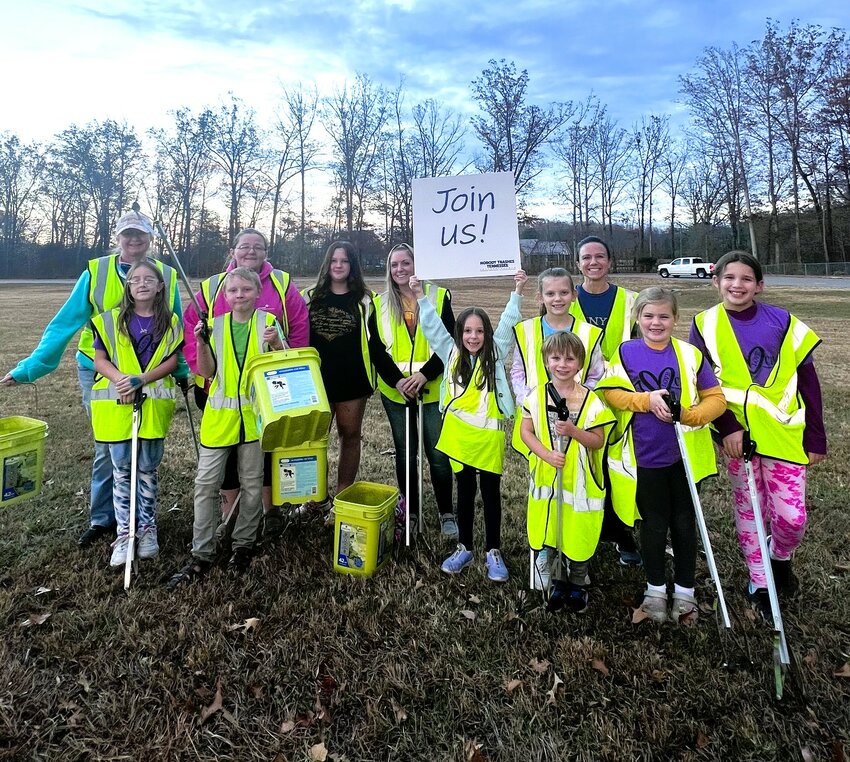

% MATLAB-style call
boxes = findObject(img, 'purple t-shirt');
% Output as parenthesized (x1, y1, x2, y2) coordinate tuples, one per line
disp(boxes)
(619, 339, 719, 469)
(93, 313, 159, 370)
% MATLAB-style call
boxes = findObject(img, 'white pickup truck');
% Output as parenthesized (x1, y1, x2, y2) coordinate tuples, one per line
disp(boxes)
(657, 257, 714, 279)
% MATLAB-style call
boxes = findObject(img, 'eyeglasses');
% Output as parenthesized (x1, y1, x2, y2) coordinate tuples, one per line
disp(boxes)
(128, 276, 159, 286)
(235, 244, 266, 252)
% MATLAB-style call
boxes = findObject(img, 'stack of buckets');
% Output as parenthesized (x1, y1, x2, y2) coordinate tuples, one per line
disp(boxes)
(245, 348, 397, 576)
(0, 416, 49, 508)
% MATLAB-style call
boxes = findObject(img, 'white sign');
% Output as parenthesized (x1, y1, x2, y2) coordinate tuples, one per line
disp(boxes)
(412, 171, 520, 280)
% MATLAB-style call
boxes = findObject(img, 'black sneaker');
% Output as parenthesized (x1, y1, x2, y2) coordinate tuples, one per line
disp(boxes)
(228, 547, 254, 574)
(546, 580, 569, 613)
(770, 557, 799, 595)
(747, 586, 773, 623)
(615, 543, 642, 567)
(564, 582, 589, 614)
(78, 524, 114, 547)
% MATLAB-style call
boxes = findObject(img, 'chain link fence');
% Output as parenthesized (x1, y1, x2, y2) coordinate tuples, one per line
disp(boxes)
(762, 261, 850, 276)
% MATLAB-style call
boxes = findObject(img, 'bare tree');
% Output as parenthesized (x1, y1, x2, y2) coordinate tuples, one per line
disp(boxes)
(630, 115, 670, 256)
(591, 109, 632, 235)
(321, 74, 390, 236)
(274, 84, 319, 262)
(660, 139, 690, 258)
(411, 99, 467, 177)
(0, 133, 45, 269)
(470, 59, 573, 194)
(680, 45, 759, 257)
(202, 94, 266, 242)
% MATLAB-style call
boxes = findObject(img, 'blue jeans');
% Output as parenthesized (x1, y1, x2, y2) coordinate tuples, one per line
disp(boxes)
(77, 365, 116, 529)
(381, 397, 454, 518)
(109, 439, 164, 536)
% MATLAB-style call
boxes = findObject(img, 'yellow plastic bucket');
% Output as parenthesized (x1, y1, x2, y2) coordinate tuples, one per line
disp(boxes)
(271, 442, 328, 505)
(1, 416, 48, 508)
(333, 481, 398, 577)
(244, 348, 332, 451)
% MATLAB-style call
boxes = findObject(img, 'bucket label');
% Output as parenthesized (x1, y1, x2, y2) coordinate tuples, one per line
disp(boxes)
(277, 455, 319, 498)
(263, 366, 319, 413)
(3, 449, 38, 501)
(337, 521, 368, 569)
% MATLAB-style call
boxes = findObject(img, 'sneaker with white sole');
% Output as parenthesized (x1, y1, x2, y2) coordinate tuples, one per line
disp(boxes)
(671, 591, 698, 625)
(441, 543, 473, 574)
(440, 513, 459, 539)
(486, 548, 509, 582)
(137, 528, 159, 559)
(616, 543, 642, 567)
(638, 588, 668, 623)
(110, 535, 130, 567)
(533, 549, 551, 591)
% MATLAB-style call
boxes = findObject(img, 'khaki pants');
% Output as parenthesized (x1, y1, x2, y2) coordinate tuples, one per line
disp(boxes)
(192, 442, 263, 561)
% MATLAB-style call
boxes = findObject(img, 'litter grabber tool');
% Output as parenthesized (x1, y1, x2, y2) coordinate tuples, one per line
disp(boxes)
(543, 383, 571, 611)
(742, 433, 794, 700)
(124, 388, 147, 591)
(176, 377, 199, 461)
(417, 396, 425, 536)
(666, 391, 731, 629)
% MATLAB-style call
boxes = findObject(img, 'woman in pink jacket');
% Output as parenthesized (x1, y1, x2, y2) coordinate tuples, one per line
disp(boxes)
(183, 228, 309, 543)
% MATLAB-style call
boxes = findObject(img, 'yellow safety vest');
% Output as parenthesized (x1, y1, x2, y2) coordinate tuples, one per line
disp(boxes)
(89, 310, 183, 442)
(79, 255, 177, 361)
(524, 384, 615, 561)
(302, 287, 377, 390)
(436, 351, 505, 474)
(511, 316, 603, 458)
(199, 310, 277, 448)
(569, 286, 637, 363)
(596, 337, 718, 525)
(194, 268, 292, 389)
(374, 283, 449, 404)
(694, 304, 820, 464)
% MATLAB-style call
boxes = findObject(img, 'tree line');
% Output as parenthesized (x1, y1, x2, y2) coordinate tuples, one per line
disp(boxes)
(1, 19, 848, 279)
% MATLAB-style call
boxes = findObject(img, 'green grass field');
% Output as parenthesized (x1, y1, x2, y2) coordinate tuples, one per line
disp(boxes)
(0, 277, 848, 761)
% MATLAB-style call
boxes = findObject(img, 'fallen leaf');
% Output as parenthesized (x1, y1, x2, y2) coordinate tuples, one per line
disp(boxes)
(199, 682, 222, 724)
(696, 730, 709, 749)
(414, 579, 424, 590)
(464, 740, 486, 761)
(803, 652, 818, 668)
(460, 609, 476, 621)
(800, 745, 816, 762)
(78, 676, 91, 693)
(650, 669, 666, 683)
(468, 594, 481, 604)
(833, 663, 850, 678)
(309, 742, 328, 761)
(546, 673, 564, 705)
(631, 607, 651, 624)
(20, 612, 51, 627)
(34, 586, 52, 596)
(295, 711, 315, 728)
(529, 657, 550, 674)
(279, 719, 295, 733)
(227, 617, 261, 634)
(250, 684, 265, 700)
(591, 658, 610, 677)
(391, 697, 408, 723)
(743, 607, 757, 622)
(830, 740, 845, 761)
(505, 678, 522, 694)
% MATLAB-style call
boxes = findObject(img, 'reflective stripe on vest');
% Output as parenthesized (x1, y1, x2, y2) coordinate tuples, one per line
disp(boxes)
(79, 256, 177, 361)
(695, 304, 819, 464)
(200, 310, 275, 447)
(375, 283, 447, 404)
(89, 309, 181, 442)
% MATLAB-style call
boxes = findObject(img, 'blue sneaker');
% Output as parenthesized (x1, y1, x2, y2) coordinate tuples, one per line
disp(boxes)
(486, 549, 509, 582)
(441, 544, 473, 574)
(616, 543, 642, 567)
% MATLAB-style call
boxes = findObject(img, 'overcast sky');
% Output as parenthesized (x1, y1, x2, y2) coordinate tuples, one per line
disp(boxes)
(2, 0, 847, 215)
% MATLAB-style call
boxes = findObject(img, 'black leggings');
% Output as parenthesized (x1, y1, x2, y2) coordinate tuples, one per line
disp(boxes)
(456, 465, 501, 551)
(636, 461, 697, 588)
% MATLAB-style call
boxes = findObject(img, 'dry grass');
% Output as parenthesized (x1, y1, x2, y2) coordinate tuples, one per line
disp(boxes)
(0, 277, 848, 761)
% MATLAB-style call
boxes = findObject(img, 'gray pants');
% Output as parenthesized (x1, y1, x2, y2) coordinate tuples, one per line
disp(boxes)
(192, 442, 263, 561)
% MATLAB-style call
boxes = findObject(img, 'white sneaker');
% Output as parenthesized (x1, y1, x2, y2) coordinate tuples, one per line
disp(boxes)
(137, 528, 159, 559)
(110, 535, 130, 567)
(533, 549, 551, 590)
(440, 513, 459, 539)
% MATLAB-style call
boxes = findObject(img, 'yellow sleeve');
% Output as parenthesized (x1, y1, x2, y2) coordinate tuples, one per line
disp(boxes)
(680, 385, 727, 427)
(602, 388, 652, 413)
